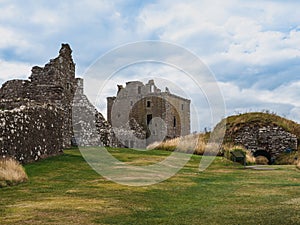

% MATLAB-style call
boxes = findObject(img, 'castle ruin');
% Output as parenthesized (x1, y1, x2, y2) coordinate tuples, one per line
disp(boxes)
(0, 44, 111, 163)
(107, 80, 191, 147)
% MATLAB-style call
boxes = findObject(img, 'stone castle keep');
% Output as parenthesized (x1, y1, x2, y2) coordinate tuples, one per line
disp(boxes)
(107, 80, 190, 147)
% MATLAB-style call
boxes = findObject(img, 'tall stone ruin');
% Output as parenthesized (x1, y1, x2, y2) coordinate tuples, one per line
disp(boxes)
(0, 44, 112, 163)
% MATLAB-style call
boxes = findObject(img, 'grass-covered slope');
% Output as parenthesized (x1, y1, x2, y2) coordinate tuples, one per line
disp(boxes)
(1, 148, 300, 224)
(222, 112, 300, 144)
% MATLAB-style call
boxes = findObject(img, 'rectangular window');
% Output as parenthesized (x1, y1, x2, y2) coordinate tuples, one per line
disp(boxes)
(147, 114, 152, 125)
(173, 116, 176, 127)
(147, 100, 151, 107)
(181, 104, 184, 110)
(138, 86, 141, 94)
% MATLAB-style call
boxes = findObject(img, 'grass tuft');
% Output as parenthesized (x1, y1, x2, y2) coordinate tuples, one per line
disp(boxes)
(147, 133, 210, 155)
(0, 157, 28, 187)
(275, 151, 300, 165)
(255, 156, 269, 165)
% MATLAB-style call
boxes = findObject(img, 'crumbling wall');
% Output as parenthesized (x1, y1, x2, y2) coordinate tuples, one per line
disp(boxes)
(0, 104, 64, 164)
(72, 85, 112, 146)
(0, 44, 120, 164)
(0, 80, 29, 99)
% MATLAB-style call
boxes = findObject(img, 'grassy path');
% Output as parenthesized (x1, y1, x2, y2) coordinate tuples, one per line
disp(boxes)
(1, 148, 300, 224)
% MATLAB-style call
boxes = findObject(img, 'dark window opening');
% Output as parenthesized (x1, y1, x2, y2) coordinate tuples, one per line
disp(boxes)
(181, 104, 184, 110)
(147, 114, 152, 125)
(173, 116, 176, 127)
(147, 100, 151, 107)
(138, 86, 141, 94)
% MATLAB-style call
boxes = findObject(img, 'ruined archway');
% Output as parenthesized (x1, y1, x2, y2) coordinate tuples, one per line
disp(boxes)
(253, 150, 272, 164)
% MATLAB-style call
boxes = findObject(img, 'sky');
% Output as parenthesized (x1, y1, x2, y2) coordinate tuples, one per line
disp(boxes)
(1, 0, 300, 132)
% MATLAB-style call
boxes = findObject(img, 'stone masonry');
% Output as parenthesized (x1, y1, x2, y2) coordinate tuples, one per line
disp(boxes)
(0, 102, 64, 163)
(0, 44, 113, 163)
(107, 80, 191, 147)
(0, 44, 76, 148)
(231, 124, 297, 160)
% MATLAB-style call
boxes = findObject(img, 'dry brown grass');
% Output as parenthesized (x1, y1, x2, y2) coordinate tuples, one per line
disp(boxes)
(147, 133, 210, 155)
(0, 157, 28, 187)
(223, 144, 256, 165)
(275, 151, 300, 165)
(255, 156, 269, 165)
(246, 153, 256, 164)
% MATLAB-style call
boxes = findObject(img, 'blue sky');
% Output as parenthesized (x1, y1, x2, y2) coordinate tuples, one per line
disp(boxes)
(1, 0, 300, 131)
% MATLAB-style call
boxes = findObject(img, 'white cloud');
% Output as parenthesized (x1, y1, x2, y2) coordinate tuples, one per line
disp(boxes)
(0, 60, 31, 81)
(219, 80, 300, 123)
(138, 0, 300, 69)
(0, 26, 30, 49)
(0, 0, 300, 130)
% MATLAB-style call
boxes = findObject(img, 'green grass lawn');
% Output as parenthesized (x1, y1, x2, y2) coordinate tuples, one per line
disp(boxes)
(1, 148, 300, 225)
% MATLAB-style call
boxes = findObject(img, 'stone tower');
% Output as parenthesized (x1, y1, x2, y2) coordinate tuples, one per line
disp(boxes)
(107, 80, 190, 146)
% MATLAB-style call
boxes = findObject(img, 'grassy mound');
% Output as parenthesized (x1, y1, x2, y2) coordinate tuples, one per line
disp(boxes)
(222, 112, 300, 143)
(0, 158, 28, 187)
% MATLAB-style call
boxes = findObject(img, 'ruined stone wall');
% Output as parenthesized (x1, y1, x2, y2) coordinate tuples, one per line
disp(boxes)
(107, 80, 191, 145)
(0, 80, 29, 99)
(0, 43, 124, 163)
(28, 44, 76, 148)
(0, 104, 64, 164)
(0, 44, 78, 148)
(233, 125, 297, 157)
(72, 83, 112, 147)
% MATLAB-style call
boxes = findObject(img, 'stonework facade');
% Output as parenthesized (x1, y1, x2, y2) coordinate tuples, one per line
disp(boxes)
(0, 44, 77, 148)
(0, 44, 112, 163)
(0, 102, 64, 163)
(107, 80, 190, 146)
(228, 124, 297, 161)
